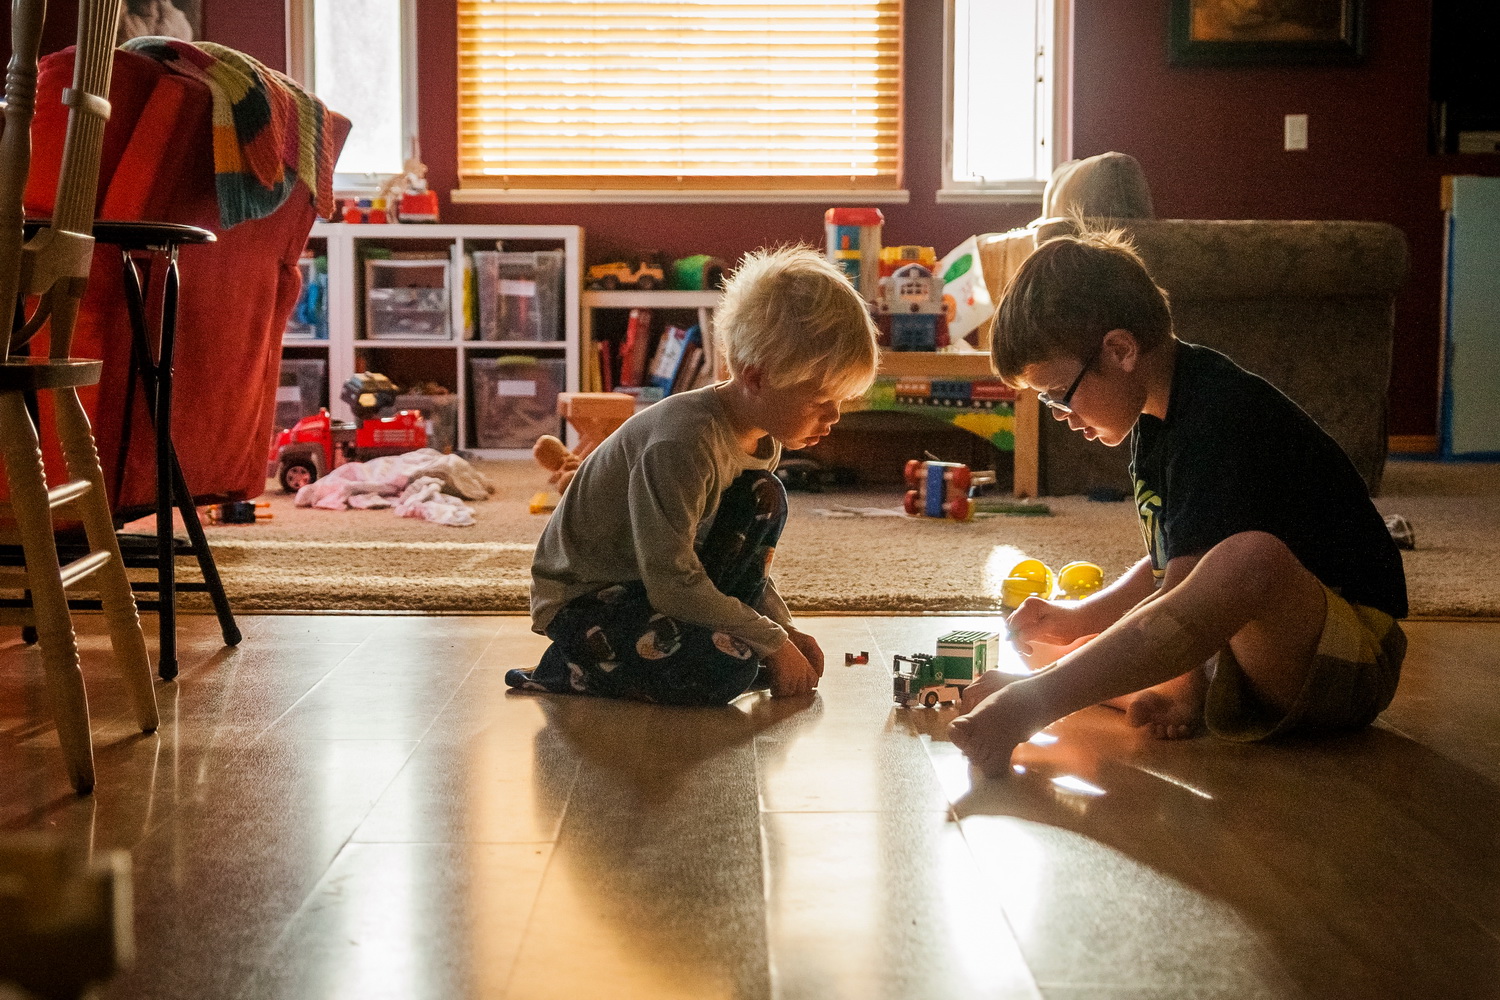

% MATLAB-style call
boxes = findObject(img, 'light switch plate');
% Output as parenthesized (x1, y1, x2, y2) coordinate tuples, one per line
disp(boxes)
(1284, 114, 1309, 151)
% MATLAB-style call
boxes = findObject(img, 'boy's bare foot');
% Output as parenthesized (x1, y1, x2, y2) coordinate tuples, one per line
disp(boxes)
(1122, 666, 1206, 740)
(948, 682, 1048, 778)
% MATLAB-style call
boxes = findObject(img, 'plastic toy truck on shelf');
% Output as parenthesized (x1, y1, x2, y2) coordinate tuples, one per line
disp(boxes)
(586, 258, 666, 290)
(892, 629, 1002, 707)
(268, 372, 427, 492)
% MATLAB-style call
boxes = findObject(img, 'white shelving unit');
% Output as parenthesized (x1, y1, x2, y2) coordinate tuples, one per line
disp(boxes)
(299, 222, 584, 457)
(581, 288, 723, 391)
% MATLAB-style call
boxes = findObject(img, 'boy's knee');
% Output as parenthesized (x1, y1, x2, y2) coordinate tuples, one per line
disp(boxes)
(725, 469, 787, 522)
(746, 469, 787, 520)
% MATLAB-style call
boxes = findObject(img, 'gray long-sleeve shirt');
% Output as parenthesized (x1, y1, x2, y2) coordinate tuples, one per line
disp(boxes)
(530, 385, 792, 657)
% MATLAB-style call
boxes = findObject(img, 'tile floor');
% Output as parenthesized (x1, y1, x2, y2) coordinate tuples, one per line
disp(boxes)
(2, 613, 1498, 999)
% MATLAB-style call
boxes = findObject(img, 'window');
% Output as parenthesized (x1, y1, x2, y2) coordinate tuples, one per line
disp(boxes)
(454, 0, 903, 202)
(288, 0, 417, 188)
(941, 0, 1070, 202)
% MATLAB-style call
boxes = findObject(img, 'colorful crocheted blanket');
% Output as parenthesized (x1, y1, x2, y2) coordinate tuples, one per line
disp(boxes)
(121, 37, 344, 229)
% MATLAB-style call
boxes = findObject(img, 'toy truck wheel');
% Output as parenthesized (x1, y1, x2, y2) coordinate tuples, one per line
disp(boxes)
(947, 496, 975, 520)
(950, 465, 972, 494)
(904, 459, 922, 486)
(904, 490, 920, 516)
(923, 690, 939, 707)
(636, 273, 658, 290)
(280, 461, 317, 493)
(600, 274, 619, 290)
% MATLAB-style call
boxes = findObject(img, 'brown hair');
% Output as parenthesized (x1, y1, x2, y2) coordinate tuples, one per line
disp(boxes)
(990, 228, 1173, 386)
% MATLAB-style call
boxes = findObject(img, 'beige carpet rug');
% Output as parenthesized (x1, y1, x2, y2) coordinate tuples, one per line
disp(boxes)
(175, 459, 1500, 618)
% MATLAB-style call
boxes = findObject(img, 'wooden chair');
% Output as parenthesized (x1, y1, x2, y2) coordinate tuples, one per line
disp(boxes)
(0, 0, 159, 794)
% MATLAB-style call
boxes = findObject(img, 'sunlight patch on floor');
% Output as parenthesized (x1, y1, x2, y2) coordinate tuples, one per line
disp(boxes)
(981, 544, 1029, 600)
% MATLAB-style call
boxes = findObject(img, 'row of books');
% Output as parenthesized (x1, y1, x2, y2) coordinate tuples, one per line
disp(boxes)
(595, 308, 710, 399)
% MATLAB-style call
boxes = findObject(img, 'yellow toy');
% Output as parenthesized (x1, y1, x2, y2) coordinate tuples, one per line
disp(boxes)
(1000, 558, 1054, 609)
(1000, 558, 1104, 610)
(1057, 561, 1105, 599)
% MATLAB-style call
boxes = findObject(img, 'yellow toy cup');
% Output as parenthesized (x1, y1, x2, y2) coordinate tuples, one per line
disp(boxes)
(1009, 558, 1051, 582)
(1001, 558, 1056, 610)
(1056, 561, 1104, 600)
(1001, 575, 1050, 610)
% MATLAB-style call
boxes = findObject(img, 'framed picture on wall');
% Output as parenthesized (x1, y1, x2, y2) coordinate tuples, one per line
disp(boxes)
(1168, 0, 1365, 66)
(118, 0, 202, 43)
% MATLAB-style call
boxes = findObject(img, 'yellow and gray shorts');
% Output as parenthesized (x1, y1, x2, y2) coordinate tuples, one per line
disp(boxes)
(1205, 585, 1406, 742)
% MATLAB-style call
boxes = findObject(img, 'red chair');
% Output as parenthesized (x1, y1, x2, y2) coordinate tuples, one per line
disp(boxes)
(16, 45, 349, 678)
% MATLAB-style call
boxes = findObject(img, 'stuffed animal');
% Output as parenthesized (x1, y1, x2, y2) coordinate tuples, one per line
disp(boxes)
(533, 434, 582, 492)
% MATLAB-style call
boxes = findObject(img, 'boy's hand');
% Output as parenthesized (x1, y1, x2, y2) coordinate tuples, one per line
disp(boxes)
(784, 627, 825, 677)
(1007, 597, 1094, 655)
(765, 638, 819, 697)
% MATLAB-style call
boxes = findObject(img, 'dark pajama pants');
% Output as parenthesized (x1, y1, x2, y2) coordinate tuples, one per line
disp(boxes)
(507, 469, 788, 706)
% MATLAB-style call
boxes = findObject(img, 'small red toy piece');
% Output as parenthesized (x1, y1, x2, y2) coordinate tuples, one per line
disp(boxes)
(844, 651, 870, 665)
(903, 459, 975, 520)
(397, 189, 439, 223)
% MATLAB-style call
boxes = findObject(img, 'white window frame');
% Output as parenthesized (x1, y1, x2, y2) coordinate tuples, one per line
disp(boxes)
(938, 0, 1072, 204)
(286, 0, 419, 194)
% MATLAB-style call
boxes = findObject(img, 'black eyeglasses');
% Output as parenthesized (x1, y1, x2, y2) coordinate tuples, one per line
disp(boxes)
(1037, 342, 1103, 416)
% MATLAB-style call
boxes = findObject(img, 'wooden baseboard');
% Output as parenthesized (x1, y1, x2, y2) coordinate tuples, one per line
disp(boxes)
(1389, 435, 1439, 454)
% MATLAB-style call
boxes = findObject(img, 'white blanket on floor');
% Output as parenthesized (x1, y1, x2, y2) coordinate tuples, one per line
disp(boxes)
(294, 449, 494, 526)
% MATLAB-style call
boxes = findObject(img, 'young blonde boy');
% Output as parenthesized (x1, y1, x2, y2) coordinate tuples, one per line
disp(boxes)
(950, 230, 1407, 775)
(509, 246, 879, 705)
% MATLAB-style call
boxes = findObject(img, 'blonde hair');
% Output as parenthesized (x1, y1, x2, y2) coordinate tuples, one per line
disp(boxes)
(715, 245, 879, 398)
(990, 227, 1173, 386)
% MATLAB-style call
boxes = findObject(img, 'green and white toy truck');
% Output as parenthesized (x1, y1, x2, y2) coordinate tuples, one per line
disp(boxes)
(892, 629, 1002, 707)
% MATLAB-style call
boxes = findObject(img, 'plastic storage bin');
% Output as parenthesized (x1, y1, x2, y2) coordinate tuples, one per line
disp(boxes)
(365, 258, 451, 340)
(275, 357, 327, 433)
(472, 249, 564, 342)
(468, 355, 566, 448)
(284, 255, 327, 340)
(392, 392, 459, 453)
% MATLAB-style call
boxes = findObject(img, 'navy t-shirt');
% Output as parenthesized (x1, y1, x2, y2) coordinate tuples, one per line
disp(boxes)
(1130, 342, 1407, 619)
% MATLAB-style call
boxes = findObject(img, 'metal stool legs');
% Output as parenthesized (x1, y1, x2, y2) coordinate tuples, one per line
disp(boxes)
(118, 241, 241, 681)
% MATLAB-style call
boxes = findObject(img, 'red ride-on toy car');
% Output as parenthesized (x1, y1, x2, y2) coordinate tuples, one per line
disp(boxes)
(268, 372, 428, 492)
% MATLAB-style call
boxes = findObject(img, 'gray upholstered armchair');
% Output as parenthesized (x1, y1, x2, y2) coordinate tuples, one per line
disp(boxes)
(977, 153, 1407, 496)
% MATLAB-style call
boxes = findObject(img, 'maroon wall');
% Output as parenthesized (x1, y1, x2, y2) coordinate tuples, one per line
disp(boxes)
(1072, 0, 1498, 437)
(15, 0, 1500, 436)
(200, 1, 285, 68)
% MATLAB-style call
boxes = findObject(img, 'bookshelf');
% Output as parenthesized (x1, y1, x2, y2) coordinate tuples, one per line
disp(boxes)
(582, 289, 723, 395)
(295, 223, 584, 458)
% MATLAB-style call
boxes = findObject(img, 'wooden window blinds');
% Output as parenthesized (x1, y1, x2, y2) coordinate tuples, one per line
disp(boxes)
(456, 0, 903, 193)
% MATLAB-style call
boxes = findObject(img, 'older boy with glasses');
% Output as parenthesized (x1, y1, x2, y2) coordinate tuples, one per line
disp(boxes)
(950, 229, 1407, 776)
